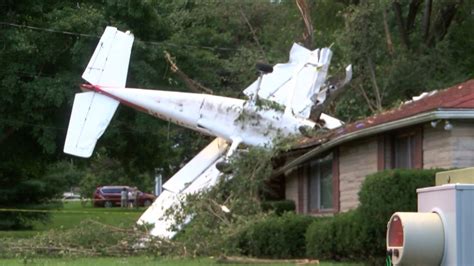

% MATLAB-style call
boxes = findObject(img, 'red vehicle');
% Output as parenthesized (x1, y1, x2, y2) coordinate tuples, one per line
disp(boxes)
(93, 186, 156, 208)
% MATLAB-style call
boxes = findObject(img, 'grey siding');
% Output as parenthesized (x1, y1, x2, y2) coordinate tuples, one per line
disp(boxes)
(423, 121, 474, 169)
(451, 121, 474, 168)
(423, 124, 453, 169)
(284, 120, 474, 215)
(338, 137, 378, 211)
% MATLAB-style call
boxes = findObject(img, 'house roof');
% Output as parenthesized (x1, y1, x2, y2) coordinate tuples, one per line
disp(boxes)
(299, 79, 474, 148)
(274, 79, 474, 176)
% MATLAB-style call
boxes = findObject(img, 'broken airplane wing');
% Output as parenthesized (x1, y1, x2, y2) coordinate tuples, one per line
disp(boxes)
(243, 43, 332, 119)
(137, 138, 229, 238)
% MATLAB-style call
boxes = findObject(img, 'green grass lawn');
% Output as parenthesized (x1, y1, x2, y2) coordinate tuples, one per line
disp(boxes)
(0, 257, 363, 266)
(0, 203, 364, 266)
(0, 201, 143, 238)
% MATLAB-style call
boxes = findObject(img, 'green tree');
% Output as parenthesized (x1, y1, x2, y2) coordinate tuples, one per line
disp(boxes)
(44, 161, 84, 192)
(334, 0, 473, 121)
(0, 0, 105, 228)
(1, 0, 472, 230)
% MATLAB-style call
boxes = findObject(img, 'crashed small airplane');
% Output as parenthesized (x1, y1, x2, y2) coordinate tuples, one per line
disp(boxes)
(64, 26, 351, 238)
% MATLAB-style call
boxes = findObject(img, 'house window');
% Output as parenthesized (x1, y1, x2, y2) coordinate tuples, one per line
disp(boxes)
(308, 153, 333, 211)
(394, 134, 416, 168)
(378, 127, 422, 170)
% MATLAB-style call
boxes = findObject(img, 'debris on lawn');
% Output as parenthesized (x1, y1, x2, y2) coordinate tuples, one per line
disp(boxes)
(215, 255, 320, 265)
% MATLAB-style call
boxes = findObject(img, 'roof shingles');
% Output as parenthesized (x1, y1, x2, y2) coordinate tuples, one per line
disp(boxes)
(298, 79, 474, 148)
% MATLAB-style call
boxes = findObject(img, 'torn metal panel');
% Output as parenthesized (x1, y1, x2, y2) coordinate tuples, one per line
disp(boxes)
(244, 43, 333, 119)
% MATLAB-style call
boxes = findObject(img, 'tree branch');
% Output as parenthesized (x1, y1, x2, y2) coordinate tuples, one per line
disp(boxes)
(392, 0, 410, 49)
(382, 7, 394, 55)
(357, 85, 377, 113)
(427, 1, 461, 46)
(309, 65, 352, 122)
(406, 0, 422, 33)
(295, 0, 314, 49)
(367, 57, 383, 111)
(206, 200, 230, 226)
(380, 60, 398, 104)
(216, 256, 320, 265)
(164, 51, 214, 94)
(239, 4, 268, 62)
(422, 0, 432, 43)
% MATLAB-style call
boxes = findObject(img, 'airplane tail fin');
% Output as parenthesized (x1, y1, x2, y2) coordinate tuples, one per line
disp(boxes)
(64, 26, 134, 158)
(82, 26, 134, 87)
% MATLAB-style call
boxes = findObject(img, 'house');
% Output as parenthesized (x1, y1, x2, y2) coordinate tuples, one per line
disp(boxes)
(275, 79, 474, 215)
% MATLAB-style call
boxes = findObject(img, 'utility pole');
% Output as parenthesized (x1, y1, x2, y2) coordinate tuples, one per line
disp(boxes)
(154, 168, 163, 196)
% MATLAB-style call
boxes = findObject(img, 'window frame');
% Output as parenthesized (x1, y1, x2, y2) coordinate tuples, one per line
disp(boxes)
(302, 150, 340, 214)
(378, 126, 423, 170)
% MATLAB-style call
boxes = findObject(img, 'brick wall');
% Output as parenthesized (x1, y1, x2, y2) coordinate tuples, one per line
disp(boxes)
(338, 137, 378, 211)
(284, 120, 474, 215)
(451, 121, 474, 168)
(423, 124, 453, 169)
(423, 121, 474, 169)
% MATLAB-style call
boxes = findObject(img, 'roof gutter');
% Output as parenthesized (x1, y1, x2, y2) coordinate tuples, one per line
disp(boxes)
(274, 109, 474, 176)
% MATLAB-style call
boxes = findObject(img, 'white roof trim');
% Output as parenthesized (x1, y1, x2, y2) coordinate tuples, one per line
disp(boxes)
(275, 109, 474, 176)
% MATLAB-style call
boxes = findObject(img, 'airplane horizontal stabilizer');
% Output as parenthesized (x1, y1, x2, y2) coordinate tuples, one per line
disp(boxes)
(64, 92, 119, 158)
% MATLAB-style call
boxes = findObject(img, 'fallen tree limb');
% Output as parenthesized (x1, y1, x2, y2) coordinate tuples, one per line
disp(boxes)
(309, 65, 352, 123)
(164, 51, 214, 94)
(215, 255, 320, 265)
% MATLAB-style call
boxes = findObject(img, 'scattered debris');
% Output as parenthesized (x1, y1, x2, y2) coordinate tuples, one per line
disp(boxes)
(215, 256, 320, 265)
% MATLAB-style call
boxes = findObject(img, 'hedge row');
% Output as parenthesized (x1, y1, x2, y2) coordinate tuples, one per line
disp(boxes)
(306, 210, 361, 260)
(261, 200, 296, 215)
(233, 169, 440, 261)
(235, 212, 314, 259)
(306, 169, 439, 261)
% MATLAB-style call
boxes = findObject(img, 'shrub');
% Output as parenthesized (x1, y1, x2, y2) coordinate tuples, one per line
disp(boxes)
(235, 212, 314, 259)
(305, 168, 441, 261)
(261, 200, 296, 215)
(306, 211, 363, 260)
(165, 144, 296, 257)
(0, 161, 68, 230)
(357, 169, 438, 257)
(305, 216, 334, 259)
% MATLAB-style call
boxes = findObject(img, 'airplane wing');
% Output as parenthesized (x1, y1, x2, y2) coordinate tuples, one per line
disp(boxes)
(137, 137, 229, 238)
(243, 43, 332, 119)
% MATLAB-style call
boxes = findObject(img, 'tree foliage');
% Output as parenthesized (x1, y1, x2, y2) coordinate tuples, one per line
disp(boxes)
(0, 0, 472, 229)
(306, 169, 439, 263)
(334, 0, 473, 120)
(165, 137, 297, 256)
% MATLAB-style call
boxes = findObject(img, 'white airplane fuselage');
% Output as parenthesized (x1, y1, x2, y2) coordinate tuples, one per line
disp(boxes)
(83, 84, 315, 147)
(63, 27, 351, 238)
